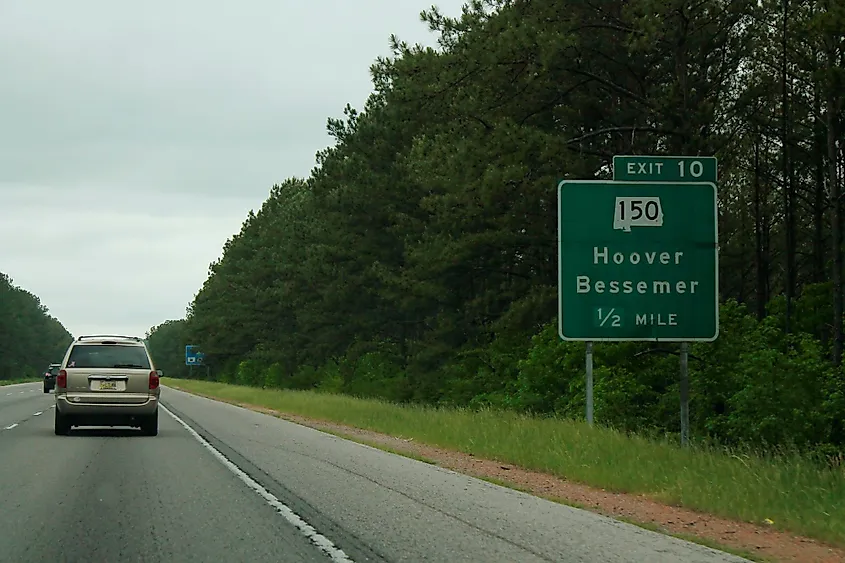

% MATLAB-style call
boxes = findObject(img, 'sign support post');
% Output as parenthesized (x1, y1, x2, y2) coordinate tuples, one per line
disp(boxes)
(679, 342, 690, 446)
(585, 341, 594, 425)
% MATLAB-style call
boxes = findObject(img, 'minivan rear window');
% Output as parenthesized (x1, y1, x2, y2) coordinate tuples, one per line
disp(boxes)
(67, 344, 151, 369)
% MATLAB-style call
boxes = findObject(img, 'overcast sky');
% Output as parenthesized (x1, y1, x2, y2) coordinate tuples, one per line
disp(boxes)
(0, 0, 464, 339)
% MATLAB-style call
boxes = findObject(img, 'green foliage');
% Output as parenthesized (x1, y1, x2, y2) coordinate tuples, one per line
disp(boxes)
(236, 359, 263, 387)
(145, 319, 190, 378)
(0, 272, 72, 380)
(263, 363, 285, 389)
(345, 351, 407, 401)
(147, 0, 845, 457)
(509, 295, 845, 451)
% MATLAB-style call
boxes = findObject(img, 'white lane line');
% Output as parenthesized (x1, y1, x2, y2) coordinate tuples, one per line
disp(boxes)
(162, 405, 354, 563)
(4, 423, 18, 430)
(33, 411, 43, 416)
(5, 393, 10, 396)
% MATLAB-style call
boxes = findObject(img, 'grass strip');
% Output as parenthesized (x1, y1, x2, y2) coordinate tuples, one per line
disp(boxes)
(162, 377, 845, 546)
(0, 378, 39, 386)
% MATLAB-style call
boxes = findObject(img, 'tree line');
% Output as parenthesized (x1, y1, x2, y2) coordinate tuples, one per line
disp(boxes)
(0, 272, 73, 379)
(147, 0, 845, 455)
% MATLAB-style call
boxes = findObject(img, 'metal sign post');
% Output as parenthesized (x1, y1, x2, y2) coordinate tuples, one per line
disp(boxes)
(585, 341, 594, 425)
(679, 342, 690, 446)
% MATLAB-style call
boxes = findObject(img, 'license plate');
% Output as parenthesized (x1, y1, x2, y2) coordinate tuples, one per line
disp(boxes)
(98, 380, 117, 391)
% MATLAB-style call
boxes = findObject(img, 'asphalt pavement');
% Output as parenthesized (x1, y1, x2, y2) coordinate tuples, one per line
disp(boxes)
(0, 381, 751, 563)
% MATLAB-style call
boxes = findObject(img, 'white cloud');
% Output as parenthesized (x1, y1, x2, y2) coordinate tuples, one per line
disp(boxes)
(0, 185, 251, 336)
(0, 0, 464, 338)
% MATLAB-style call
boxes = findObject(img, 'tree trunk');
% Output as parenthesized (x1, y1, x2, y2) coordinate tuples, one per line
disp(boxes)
(813, 55, 827, 285)
(828, 88, 842, 366)
(754, 129, 768, 320)
(781, 0, 796, 333)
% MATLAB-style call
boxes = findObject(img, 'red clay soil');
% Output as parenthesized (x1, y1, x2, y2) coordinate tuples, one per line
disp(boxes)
(176, 388, 845, 563)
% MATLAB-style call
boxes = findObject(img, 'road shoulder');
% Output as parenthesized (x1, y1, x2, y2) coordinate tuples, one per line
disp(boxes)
(165, 384, 843, 563)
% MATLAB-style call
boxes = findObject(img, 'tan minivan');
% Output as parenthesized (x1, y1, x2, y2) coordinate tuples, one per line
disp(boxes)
(54, 335, 162, 436)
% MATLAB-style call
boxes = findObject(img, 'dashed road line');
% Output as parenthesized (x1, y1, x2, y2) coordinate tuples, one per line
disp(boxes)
(1, 407, 52, 432)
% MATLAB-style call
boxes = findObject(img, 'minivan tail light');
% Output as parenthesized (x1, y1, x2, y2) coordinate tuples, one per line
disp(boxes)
(56, 370, 67, 388)
(149, 371, 159, 390)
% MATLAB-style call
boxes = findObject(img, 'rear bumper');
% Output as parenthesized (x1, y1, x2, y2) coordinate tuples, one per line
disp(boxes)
(55, 395, 158, 418)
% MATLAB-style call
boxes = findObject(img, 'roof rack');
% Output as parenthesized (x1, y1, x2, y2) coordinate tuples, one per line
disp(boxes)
(77, 335, 142, 342)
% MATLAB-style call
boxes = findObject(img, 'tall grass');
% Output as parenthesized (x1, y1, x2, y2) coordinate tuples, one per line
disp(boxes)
(163, 378, 845, 546)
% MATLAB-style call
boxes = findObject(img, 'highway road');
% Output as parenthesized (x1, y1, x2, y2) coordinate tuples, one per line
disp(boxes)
(0, 381, 750, 563)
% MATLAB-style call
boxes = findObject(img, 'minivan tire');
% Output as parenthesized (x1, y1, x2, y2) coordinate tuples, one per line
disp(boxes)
(54, 410, 70, 436)
(141, 411, 158, 436)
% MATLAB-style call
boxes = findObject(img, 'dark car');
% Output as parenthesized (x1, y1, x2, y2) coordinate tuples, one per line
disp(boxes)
(43, 363, 61, 393)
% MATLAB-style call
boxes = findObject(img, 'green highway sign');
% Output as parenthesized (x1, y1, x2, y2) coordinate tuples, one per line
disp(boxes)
(558, 180, 719, 342)
(613, 155, 718, 184)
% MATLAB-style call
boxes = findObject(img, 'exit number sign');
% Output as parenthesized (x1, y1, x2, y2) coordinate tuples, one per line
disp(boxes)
(613, 155, 718, 184)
